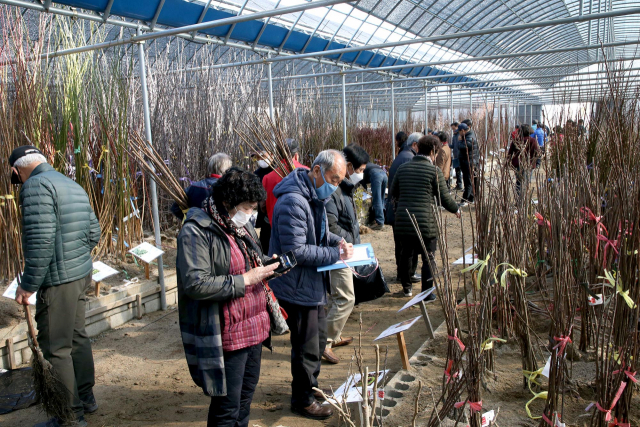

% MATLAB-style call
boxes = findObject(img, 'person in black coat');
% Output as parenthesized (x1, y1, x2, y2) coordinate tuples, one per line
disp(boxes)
(390, 135, 461, 297)
(386, 132, 422, 283)
(323, 144, 368, 364)
(457, 123, 477, 205)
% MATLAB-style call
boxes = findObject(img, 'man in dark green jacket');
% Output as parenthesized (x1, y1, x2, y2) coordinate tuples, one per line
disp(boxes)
(389, 136, 460, 297)
(10, 145, 101, 427)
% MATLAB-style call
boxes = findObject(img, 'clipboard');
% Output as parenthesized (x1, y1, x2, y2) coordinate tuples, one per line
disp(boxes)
(317, 243, 376, 272)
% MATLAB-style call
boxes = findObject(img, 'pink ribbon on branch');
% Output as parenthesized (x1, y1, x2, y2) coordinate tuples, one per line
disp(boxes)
(534, 212, 551, 232)
(454, 400, 482, 413)
(596, 234, 619, 267)
(444, 359, 460, 384)
(553, 335, 572, 356)
(612, 365, 638, 384)
(580, 207, 607, 233)
(595, 381, 628, 422)
(448, 328, 466, 352)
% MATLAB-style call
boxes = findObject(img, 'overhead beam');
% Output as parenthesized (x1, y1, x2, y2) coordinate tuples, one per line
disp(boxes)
(259, 39, 640, 82)
(0, 0, 355, 62)
(190, 7, 640, 69)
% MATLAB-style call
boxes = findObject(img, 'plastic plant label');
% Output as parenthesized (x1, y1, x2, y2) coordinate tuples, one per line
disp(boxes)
(588, 294, 603, 305)
(481, 410, 495, 426)
(541, 356, 552, 378)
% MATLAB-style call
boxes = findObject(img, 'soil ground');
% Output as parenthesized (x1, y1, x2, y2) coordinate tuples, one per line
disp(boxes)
(1, 207, 472, 427)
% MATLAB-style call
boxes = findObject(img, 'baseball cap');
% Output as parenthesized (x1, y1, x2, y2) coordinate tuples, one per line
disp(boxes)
(9, 145, 43, 184)
(458, 123, 469, 132)
(9, 145, 43, 167)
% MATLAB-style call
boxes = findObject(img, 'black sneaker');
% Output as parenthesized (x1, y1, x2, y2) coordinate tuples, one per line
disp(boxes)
(81, 393, 98, 414)
(455, 186, 464, 191)
(410, 274, 421, 283)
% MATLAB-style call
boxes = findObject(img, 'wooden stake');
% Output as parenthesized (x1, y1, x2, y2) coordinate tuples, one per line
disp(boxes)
(94, 281, 101, 297)
(6, 338, 16, 369)
(396, 331, 410, 370)
(144, 262, 150, 280)
(136, 294, 143, 319)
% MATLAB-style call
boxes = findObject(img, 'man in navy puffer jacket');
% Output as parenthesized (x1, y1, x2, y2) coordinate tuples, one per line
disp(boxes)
(269, 149, 353, 420)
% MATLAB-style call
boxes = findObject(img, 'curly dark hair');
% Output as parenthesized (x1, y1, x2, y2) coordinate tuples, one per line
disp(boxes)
(211, 167, 266, 209)
(417, 135, 439, 156)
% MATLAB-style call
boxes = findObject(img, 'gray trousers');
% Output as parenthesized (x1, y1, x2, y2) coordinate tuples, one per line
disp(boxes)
(35, 274, 95, 417)
(326, 267, 355, 347)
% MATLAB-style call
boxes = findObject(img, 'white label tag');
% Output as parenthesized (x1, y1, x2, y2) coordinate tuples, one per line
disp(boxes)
(588, 294, 603, 305)
(481, 410, 495, 426)
(541, 356, 552, 378)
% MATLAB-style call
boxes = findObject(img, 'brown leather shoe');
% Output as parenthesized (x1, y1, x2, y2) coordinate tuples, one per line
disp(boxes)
(332, 336, 353, 347)
(292, 400, 334, 420)
(313, 388, 332, 401)
(322, 347, 340, 364)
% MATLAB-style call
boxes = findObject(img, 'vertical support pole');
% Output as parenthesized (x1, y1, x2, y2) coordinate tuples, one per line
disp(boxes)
(267, 59, 274, 121)
(424, 84, 428, 133)
(137, 29, 166, 311)
(449, 87, 453, 126)
(391, 79, 396, 160)
(469, 91, 473, 118)
(484, 94, 489, 161)
(342, 72, 347, 147)
(497, 97, 501, 150)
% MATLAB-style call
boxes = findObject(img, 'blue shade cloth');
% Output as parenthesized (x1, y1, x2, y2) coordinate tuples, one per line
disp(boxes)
(50, 0, 479, 84)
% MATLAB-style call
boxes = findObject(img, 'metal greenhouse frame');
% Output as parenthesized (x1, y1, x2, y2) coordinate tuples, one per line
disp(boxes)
(2, 0, 639, 309)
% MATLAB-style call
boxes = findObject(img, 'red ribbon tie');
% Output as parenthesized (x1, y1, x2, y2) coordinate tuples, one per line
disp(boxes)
(448, 328, 466, 351)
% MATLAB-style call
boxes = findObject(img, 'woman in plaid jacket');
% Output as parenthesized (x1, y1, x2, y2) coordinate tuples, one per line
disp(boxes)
(176, 168, 280, 427)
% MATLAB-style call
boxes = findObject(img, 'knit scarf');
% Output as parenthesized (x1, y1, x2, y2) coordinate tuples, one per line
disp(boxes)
(202, 197, 264, 270)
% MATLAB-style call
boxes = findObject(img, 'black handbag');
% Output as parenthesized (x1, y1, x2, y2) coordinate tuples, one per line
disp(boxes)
(352, 261, 389, 305)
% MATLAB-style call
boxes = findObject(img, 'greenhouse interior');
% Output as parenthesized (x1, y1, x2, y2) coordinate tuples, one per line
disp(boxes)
(1, 0, 640, 426)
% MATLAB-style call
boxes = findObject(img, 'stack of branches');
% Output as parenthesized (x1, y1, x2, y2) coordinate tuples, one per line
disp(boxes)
(128, 132, 188, 212)
(236, 112, 295, 179)
(425, 209, 467, 426)
(531, 61, 640, 426)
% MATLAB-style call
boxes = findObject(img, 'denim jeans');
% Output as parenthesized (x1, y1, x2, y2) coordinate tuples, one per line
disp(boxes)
(369, 169, 388, 225)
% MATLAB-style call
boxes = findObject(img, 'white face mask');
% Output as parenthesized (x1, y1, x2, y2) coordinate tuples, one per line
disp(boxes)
(349, 172, 364, 185)
(231, 207, 251, 228)
(257, 160, 269, 169)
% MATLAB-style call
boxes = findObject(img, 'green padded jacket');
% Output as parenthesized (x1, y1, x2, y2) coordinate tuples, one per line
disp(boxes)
(19, 163, 101, 292)
(389, 155, 459, 239)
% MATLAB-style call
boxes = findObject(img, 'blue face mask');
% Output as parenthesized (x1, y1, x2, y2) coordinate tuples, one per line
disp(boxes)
(532, 124, 538, 131)
(314, 167, 338, 200)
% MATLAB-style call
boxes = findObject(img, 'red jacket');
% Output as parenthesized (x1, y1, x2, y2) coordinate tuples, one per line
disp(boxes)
(508, 136, 540, 169)
(263, 159, 309, 223)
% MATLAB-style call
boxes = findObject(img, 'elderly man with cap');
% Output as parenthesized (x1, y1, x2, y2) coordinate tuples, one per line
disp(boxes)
(9, 145, 101, 427)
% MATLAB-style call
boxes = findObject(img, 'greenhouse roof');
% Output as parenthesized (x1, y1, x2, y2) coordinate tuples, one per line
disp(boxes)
(3, 0, 640, 106)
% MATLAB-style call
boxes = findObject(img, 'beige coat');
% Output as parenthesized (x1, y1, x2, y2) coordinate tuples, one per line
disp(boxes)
(435, 144, 452, 180)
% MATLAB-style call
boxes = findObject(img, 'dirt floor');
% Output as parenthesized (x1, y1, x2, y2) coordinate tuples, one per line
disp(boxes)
(1, 205, 474, 427)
